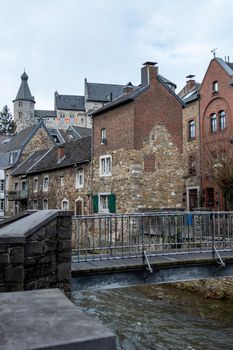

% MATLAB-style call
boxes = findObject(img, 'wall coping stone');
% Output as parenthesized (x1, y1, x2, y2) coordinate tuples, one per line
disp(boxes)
(0, 288, 116, 350)
(0, 210, 73, 243)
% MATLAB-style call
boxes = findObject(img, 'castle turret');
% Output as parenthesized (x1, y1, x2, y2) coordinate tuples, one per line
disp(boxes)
(13, 72, 36, 131)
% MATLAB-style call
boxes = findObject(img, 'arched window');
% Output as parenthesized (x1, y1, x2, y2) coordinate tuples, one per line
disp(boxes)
(213, 81, 218, 92)
(62, 199, 69, 211)
(43, 176, 49, 192)
(219, 111, 226, 130)
(188, 120, 195, 140)
(210, 113, 217, 133)
(75, 198, 84, 215)
(43, 199, 48, 210)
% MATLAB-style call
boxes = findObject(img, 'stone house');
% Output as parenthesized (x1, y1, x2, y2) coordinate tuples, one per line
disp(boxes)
(91, 62, 185, 213)
(2, 121, 56, 216)
(10, 137, 91, 215)
(199, 57, 233, 210)
(179, 76, 201, 210)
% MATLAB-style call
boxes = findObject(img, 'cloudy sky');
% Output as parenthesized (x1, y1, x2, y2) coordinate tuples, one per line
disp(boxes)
(0, 0, 232, 111)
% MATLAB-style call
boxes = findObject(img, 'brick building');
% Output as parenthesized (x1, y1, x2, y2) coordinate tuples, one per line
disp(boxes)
(91, 62, 185, 213)
(199, 57, 233, 210)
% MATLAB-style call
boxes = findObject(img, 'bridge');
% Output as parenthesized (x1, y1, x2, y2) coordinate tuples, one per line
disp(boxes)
(71, 211, 233, 290)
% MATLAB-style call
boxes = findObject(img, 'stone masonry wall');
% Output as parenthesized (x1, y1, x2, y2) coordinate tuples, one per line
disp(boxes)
(0, 210, 72, 293)
(93, 124, 185, 212)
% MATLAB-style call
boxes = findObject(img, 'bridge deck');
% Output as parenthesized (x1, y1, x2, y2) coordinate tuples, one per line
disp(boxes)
(72, 251, 233, 276)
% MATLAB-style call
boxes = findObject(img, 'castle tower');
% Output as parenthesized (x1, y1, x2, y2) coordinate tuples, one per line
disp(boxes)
(13, 72, 36, 131)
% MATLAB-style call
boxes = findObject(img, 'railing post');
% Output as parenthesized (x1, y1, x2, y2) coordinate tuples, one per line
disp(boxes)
(212, 212, 215, 259)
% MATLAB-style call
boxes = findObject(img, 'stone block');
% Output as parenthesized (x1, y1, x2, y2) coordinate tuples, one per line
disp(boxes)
(25, 242, 44, 256)
(4, 266, 24, 282)
(37, 275, 57, 289)
(43, 240, 57, 254)
(58, 227, 71, 240)
(58, 252, 71, 262)
(9, 247, 24, 264)
(57, 262, 71, 281)
(38, 254, 56, 265)
(24, 266, 41, 281)
(46, 220, 57, 240)
(41, 263, 57, 276)
(27, 227, 46, 242)
(58, 240, 71, 252)
(0, 253, 10, 264)
(25, 280, 37, 290)
(59, 217, 72, 229)
(24, 256, 38, 266)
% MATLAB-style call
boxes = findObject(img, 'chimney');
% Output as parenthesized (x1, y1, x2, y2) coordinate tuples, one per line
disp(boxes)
(57, 145, 65, 162)
(123, 82, 134, 94)
(141, 61, 158, 86)
(185, 75, 196, 91)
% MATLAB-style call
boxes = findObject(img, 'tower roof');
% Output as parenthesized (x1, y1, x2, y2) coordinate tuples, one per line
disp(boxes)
(13, 71, 35, 103)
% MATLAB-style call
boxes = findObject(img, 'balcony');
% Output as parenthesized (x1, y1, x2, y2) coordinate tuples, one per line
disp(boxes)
(7, 190, 28, 201)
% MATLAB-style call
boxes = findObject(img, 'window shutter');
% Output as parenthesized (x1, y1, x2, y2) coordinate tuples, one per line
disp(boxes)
(93, 195, 98, 213)
(109, 193, 116, 213)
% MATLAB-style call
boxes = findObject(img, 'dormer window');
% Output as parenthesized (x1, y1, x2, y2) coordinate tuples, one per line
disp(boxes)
(213, 81, 218, 93)
(101, 128, 107, 144)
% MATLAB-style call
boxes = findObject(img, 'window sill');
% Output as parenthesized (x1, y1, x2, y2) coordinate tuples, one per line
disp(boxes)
(188, 137, 196, 142)
(99, 173, 112, 177)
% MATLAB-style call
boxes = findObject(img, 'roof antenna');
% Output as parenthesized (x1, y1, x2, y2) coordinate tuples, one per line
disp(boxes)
(211, 48, 217, 58)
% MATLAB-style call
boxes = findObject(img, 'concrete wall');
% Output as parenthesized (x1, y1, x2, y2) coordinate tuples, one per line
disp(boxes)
(0, 210, 72, 292)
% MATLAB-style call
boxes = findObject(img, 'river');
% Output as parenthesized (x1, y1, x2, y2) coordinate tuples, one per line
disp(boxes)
(71, 284, 233, 350)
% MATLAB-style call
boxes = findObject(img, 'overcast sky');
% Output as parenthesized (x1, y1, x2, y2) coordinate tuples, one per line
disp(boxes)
(0, 0, 232, 111)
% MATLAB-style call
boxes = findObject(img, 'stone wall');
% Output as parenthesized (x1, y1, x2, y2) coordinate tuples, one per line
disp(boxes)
(0, 210, 72, 292)
(93, 124, 185, 213)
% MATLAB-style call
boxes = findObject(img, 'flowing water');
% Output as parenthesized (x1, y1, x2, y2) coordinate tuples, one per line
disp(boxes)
(71, 284, 233, 350)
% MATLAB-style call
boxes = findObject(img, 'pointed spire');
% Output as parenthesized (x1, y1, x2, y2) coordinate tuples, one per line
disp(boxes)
(13, 71, 35, 103)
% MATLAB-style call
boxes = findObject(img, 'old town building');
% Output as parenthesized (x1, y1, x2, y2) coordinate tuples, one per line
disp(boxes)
(179, 76, 201, 210)
(199, 57, 233, 210)
(91, 62, 185, 213)
(10, 137, 91, 215)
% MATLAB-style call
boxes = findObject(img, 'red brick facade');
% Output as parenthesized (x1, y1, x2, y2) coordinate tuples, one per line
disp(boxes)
(199, 58, 233, 209)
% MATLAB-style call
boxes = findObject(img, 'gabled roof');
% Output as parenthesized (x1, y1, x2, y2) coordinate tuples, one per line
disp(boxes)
(70, 126, 92, 138)
(13, 72, 35, 103)
(215, 57, 233, 76)
(55, 93, 85, 111)
(35, 110, 57, 118)
(86, 81, 136, 102)
(26, 136, 91, 174)
(11, 149, 49, 176)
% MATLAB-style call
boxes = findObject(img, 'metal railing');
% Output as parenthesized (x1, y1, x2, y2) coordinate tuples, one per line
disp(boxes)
(72, 211, 233, 262)
(7, 190, 28, 201)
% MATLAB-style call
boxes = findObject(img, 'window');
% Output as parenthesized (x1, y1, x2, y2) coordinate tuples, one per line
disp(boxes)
(188, 155, 196, 175)
(213, 81, 218, 93)
(0, 199, 4, 211)
(21, 181, 27, 192)
(18, 112, 23, 119)
(210, 113, 217, 133)
(33, 178, 38, 192)
(30, 113, 33, 119)
(93, 193, 116, 213)
(33, 200, 38, 210)
(18, 101, 22, 107)
(14, 182, 19, 191)
(206, 188, 214, 206)
(101, 128, 107, 144)
(60, 176, 64, 187)
(5, 175, 8, 190)
(76, 168, 84, 188)
(0, 180, 4, 192)
(43, 176, 49, 192)
(188, 120, 195, 140)
(62, 199, 69, 211)
(219, 111, 226, 130)
(43, 199, 48, 210)
(100, 155, 112, 176)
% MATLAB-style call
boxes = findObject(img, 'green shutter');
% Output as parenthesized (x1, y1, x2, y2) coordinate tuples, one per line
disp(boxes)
(93, 195, 98, 213)
(108, 193, 116, 213)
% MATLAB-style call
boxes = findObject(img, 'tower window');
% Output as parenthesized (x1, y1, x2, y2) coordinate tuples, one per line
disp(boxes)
(18, 112, 23, 119)
(18, 101, 22, 107)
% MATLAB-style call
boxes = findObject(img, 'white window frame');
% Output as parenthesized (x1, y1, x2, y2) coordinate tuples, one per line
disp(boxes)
(76, 168, 84, 188)
(60, 176, 64, 187)
(62, 198, 69, 211)
(99, 155, 112, 177)
(98, 192, 110, 213)
(0, 180, 4, 192)
(43, 176, 49, 192)
(43, 199, 48, 210)
(33, 177, 38, 192)
(0, 199, 4, 211)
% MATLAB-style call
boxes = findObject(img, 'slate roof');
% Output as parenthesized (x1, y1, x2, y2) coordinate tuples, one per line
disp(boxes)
(86, 82, 129, 102)
(35, 110, 57, 118)
(55, 93, 85, 111)
(26, 136, 91, 174)
(91, 74, 184, 117)
(70, 126, 92, 138)
(13, 72, 35, 103)
(0, 125, 37, 153)
(11, 149, 49, 176)
(215, 57, 233, 76)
